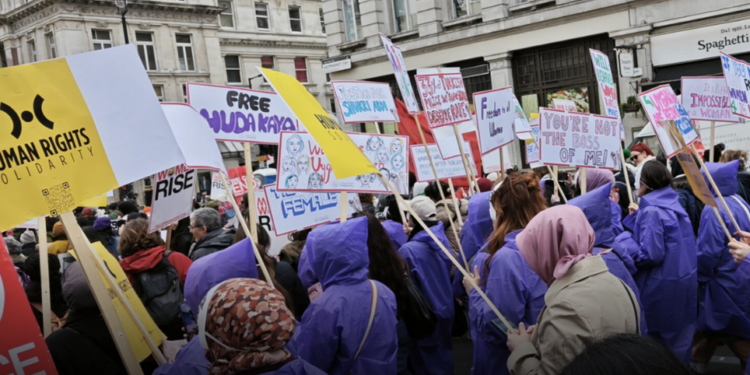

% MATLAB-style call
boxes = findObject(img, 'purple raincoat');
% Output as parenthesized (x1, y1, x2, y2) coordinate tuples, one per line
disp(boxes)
(610, 199, 625, 237)
(382, 219, 408, 251)
(454, 192, 493, 299)
(568, 183, 647, 335)
(290, 217, 398, 375)
(398, 222, 455, 375)
(469, 230, 546, 375)
(613, 185, 697, 363)
(697, 161, 750, 339)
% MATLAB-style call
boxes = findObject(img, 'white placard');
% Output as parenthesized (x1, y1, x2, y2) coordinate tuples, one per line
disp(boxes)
(415, 68, 472, 128)
(187, 83, 301, 144)
(148, 164, 195, 233)
(513, 97, 533, 140)
(380, 33, 420, 114)
(431, 118, 475, 160)
(410, 143, 477, 182)
(474, 87, 517, 154)
(525, 119, 542, 167)
(481, 147, 513, 173)
(539, 108, 621, 169)
(720, 52, 750, 120)
(681, 76, 740, 123)
(162, 103, 227, 174)
(263, 185, 358, 236)
(638, 85, 700, 157)
(254, 189, 290, 256)
(331, 81, 400, 124)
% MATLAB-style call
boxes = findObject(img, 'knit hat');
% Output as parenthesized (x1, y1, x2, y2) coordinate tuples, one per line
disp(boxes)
(63, 262, 97, 311)
(477, 178, 493, 192)
(4, 237, 22, 256)
(409, 196, 437, 222)
(623, 148, 631, 160)
(52, 221, 65, 238)
(93, 217, 112, 231)
(143, 206, 152, 214)
(20, 230, 36, 245)
(412, 182, 428, 198)
(82, 207, 96, 217)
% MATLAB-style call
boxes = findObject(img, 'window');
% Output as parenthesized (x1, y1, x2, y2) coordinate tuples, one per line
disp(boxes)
(261, 55, 274, 81)
(92, 30, 113, 50)
(225, 55, 241, 83)
(27, 40, 36, 62)
(135, 32, 157, 71)
(329, 98, 337, 113)
(45, 33, 56, 59)
(453, 0, 481, 18)
(153, 85, 164, 102)
(342, 0, 361, 41)
(319, 8, 326, 34)
(175, 34, 195, 71)
(294, 57, 308, 83)
(255, 3, 270, 30)
(393, 0, 417, 32)
(289, 6, 302, 32)
(182, 84, 188, 103)
(219, 0, 234, 28)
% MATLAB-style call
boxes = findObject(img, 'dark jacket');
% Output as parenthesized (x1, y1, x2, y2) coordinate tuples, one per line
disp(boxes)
(737, 171, 750, 206)
(279, 240, 305, 273)
(170, 219, 193, 256)
(274, 259, 310, 320)
(672, 175, 704, 237)
(187, 228, 236, 261)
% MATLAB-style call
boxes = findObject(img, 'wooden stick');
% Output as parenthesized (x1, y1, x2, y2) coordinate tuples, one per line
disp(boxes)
(60, 212, 144, 375)
(340, 192, 348, 223)
(552, 166, 559, 201)
(619, 146, 634, 206)
(711, 205, 734, 241)
(244, 143, 259, 243)
(690, 145, 741, 233)
(378, 174, 516, 333)
(165, 227, 173, 251)
(499, 146, 506, 182)
(38, 217, 51, 337)
(87, 241, 167, 365)
(448, 178, 470, 271)
(452, 123, 479, 194)
(219, 173, 273, 285)
(709, 121, 716, 162)
(580, 168, 587, 194)
(528, 133, 567, 203)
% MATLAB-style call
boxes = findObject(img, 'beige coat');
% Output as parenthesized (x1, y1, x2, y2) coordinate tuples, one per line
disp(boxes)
(508, 256, 641, 375)
(435, 198, 468, 256)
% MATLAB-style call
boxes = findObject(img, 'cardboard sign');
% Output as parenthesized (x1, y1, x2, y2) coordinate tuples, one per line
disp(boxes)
(79, 193, 108, 208)
(148, 164, 195, 233)
(380, 33, 420, 114)
(277, 132, 410, 194)
(410, 143, 477, 182)
(0, 45, 185, 229)
(254, 190, 290, 256)
(474, 87, 518, 154)
(415, 68, 472, 128)
(590, 49, 625, 140)
(431, 118, 475, 160)
(0, 240, 59, 375)
(638, 85, 700, 158)
(667, 124, 717, 207)
(263, 185, 358, 236)
(162, 103, 228, 173)
(525, 118, 542, 167)
(681, 77, 740, 123)
(538, 108, 621, 169)
(209, 167, 259, 202)
(720, 52, 750, 120)
(553, 99, 578, 112)
(186, 83, 300, 144)
(260, 68, 377, 180)
(70, 242, 166, 361)
(331, 81, 400, 124)
(513, 97, 534, 140)
(481, 146, 513, 173)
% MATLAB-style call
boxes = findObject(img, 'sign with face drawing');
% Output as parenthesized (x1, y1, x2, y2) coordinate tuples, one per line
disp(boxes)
(276, 132, 410, 194)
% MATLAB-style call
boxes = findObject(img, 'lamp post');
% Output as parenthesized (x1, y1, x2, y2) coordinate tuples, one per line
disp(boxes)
(248, 74, 263, 89)
(114, 0, 130, 44)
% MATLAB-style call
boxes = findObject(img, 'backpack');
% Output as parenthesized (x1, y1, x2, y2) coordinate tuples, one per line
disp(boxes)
(131, 251, 184, 331)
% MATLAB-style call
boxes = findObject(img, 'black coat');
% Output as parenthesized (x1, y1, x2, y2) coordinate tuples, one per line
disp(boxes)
(188, 228, 236, 261)
(737, 171, 750, 206)
(273, 259, 310, 320)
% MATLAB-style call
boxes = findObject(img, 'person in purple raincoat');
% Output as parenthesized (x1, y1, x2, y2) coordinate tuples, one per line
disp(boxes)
(382, 219, 409, 251)
(577, 168, 626, 237)
(729, 231, 750, 375)
(290, 217, 399, 375)
(453, 191, 493, 300)
(692, 160, 750, 372)
(462, 172, 547, 375)
(568, 182, 647, 335)
(153, 238, 258, 375)
(613, 160, 697, 363)
(398, 196, 455, 375)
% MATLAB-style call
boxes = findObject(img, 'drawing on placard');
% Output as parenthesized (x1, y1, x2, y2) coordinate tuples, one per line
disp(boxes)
(297, 155, 310, 177)
(308, 172, 323, 189)
(391, 138, 405, 155)
(286, 134, 305, 156)
(281, 157, 296, 174)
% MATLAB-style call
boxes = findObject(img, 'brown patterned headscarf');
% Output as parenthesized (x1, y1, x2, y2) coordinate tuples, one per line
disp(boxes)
(198, 278, 296, 375)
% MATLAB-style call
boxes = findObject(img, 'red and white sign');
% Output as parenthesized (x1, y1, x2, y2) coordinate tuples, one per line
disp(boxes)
(148, 164, 195, 233)
(210, 167, 259, 203)
(0, 240, 59, 375)
(415, 68, 472, 128)
(539, 108, 621, 169)
(638, 85, 700, 158)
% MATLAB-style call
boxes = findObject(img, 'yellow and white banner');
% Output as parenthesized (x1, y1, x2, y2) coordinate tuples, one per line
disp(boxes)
(0, 45, 185, 229)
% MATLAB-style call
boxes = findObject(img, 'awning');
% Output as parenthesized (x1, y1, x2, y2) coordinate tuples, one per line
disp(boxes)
(218, 141, 244, 158)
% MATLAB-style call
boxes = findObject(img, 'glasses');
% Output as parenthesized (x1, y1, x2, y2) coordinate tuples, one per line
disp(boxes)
(629, 153, 641, 162)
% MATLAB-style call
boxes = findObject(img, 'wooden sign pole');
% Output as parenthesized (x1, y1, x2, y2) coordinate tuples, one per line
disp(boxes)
(619, 147, 634, 206)
(448, 178, 470, 271)
(580, 169, 588, 194)
(499, 146, 506, 182)
(374, 122, 409, 226)
(709, 121, 716, 162)
(38, 217, 51, 337)
(689, 145, 741, 234)
(60, 212, 144, 375)
(219, 173, 273, 285)
(165, 226, 173, 251)
(452, 123, 478, 194)
(244, 143, 259, 243)
(340, 192, 348, 223)
(528, 134, 567, 203)
(552, 166, 559, 201)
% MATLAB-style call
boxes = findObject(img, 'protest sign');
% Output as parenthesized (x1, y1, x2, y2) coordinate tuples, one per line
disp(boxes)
(209, 167, 259, 202)
(380, 34, 420, 114)
(277, 132, 410, 194)
(525, 118, 542, 167)
(481, 146, 513, 173)
(254, 190, 290, 256)
(411, 143, 477, 182)
(474, 87, 518, 154)
(513, 98, 534, 140)
(0, 240, 59, 375)
(720, 51, 750, 120)
(186, 83, 300, 144)
(148, 164, 194, 233)
(331, 81, 400, 124)
(415, 68, 472, 128)
(590, 49, 621, 119)
(638, 85, 700, 158)
(162, 103, 228, 173)
(431, 118, 475, 160)
(260, 68, 377, 180)
(681, 77, 739, 123)
(553, 99, 578, 112)
(538, 108, 621, 169)
(0, 45, 185, 229)
(263, 185, 358, 236)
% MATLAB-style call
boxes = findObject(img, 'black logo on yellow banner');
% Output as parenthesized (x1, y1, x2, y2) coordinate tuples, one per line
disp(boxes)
(0, 95, 55, 139)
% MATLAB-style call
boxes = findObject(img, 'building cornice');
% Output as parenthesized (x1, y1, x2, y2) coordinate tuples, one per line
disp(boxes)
(220, 37, 327, 50)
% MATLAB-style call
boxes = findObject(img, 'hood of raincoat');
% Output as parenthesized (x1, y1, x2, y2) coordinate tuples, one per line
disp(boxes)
(183, 238, 258, 313)
(410, 221, 452, 270)
(639, 185, 688, 218)
(467, 192, 493, 249)
(568, 183, 615, 247)
(701, 160, 739, 197)
(307, 217, 370, 289)
(120, 246, 167, 274)
(381, 220, 407, 250)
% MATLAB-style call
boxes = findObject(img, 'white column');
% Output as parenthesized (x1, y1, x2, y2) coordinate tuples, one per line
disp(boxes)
(417, 0, 443, 37)
(359, 0, 386, 48)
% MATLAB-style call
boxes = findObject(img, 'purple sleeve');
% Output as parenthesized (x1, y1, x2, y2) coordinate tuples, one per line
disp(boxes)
(697, 207, 728, 282)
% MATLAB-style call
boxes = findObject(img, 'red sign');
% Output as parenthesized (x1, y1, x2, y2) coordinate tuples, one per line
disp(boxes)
(0, 240, 59, 375)
(225, 167, 261, 202)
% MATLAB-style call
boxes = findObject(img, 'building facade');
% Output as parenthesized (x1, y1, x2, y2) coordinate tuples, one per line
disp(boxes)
(323, 0, 750, 168)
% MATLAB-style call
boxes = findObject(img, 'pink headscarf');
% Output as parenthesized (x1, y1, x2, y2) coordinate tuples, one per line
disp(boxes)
(516, 206, 596, 285)
(584, 168, 615, 191)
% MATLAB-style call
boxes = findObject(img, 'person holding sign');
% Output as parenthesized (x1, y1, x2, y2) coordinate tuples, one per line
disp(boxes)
(612, 161, 697, 363)
(463, 173, 547, 375)
(574, 169, 625, 237)
(425, 181, 468, 259)
(452, 192, 493, 301)
(692, 160, 750, 372)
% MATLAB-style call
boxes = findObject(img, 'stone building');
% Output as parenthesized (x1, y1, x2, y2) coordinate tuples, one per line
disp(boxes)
(322, 0, 750, 167)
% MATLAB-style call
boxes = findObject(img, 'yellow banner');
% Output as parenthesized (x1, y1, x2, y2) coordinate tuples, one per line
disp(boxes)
(259, 68, 377, 179)
(72, 242, 165, 361)
(0, 59, 118, 229)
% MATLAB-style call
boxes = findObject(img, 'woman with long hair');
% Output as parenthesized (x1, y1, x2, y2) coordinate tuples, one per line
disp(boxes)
(462, 172, 548, 375)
